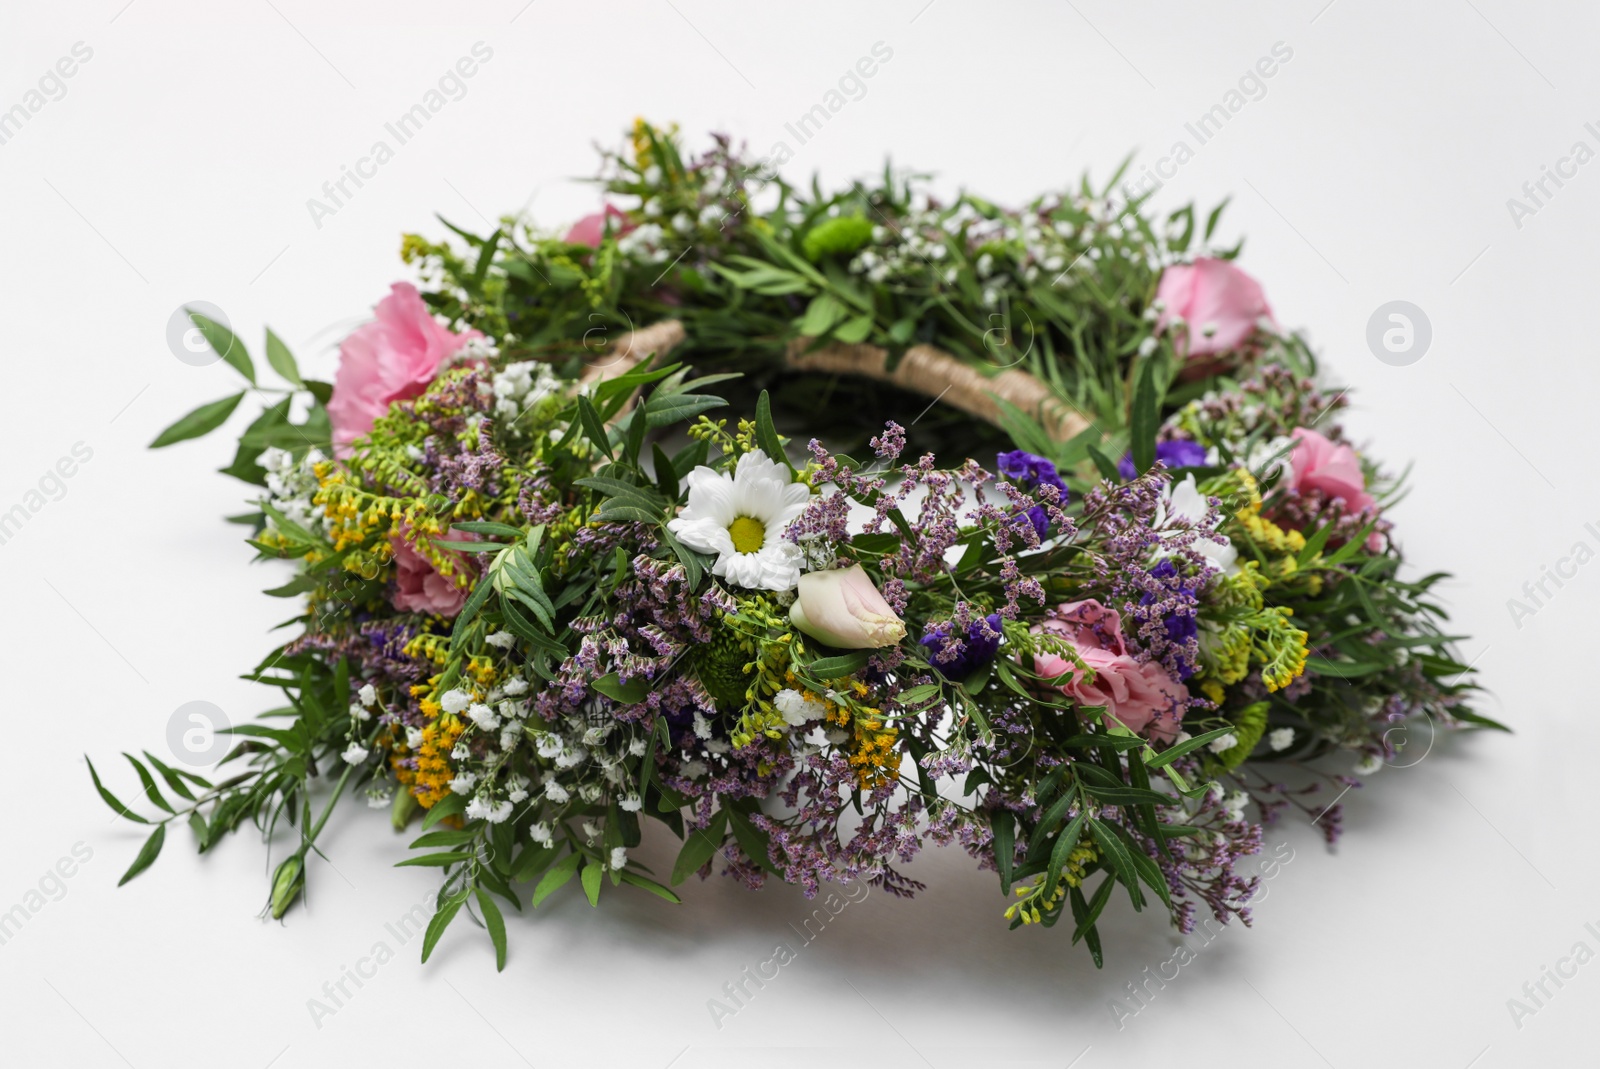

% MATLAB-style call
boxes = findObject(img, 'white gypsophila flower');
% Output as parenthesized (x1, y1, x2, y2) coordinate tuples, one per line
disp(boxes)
(349, 702, 371, 722)
(364, 783, 393, 808)
(358, 683, 377, 707)
(440, 689, 472, 714)
(544, 781, 570, 804)
(773, 688, 826, 727)
(681, 759, 709, 778)
(1268, 727, 1295, 752)
(692, 711, 713, 741)
(450, 744, 470, 761)
(405, 726, 424, 749)
(610, 846, 628, 870)
(619, 795, 642, 812)
(449, 772, 478, 794)
(582, 820, 601, 841)
(465, 796, 492, 821)
(555, 746, 587, 769)
(705, 739, 730, 756)
(485, 630, 516, 649)
(529, 823, 554, 846)
(498, 727, 520, 751)
(536, 735, 564, 759)
(341, 742, 370, 765)
(1222, 791, 1250, 817)
(580, 783, 604, 804)
(467, 703, 501, 730)
(485, 800, 513, 824)
(1208, 733, 1238, 754)
(502, 677, 530, 696)
(1354, 754, 1383, 776)
(627, 738, 647, 757)
(667, 449, 811, 591)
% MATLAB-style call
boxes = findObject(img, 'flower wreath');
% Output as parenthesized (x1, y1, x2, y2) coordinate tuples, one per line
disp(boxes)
(92, 122, 1499, 970)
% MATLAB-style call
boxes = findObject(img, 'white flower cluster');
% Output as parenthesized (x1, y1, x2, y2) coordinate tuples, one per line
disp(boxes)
(845, 189, 1145, 307)
(490, 360, 563, 435)
(257, 447, 328, 535)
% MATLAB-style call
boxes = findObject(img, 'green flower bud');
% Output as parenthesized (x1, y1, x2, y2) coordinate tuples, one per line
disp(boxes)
(269, 854, 305, 919)
(391, 786, 420, 832)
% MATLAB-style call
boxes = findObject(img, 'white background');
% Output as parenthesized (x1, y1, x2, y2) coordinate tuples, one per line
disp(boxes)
(1, 1, 1594, 1066)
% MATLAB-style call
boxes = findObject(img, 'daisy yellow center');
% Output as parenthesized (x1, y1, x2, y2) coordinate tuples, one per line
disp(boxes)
(727, 515, 766, 554)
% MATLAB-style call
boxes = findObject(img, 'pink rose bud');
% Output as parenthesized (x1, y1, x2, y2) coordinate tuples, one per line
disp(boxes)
(1155, 257, 1275, 358)
(789, 565, 906, 649)
(1288, 427, 1375, 514)
(563, 204, 633, 247)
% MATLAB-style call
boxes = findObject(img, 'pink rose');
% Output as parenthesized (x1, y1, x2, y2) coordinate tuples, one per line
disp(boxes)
(1032, 600, 1188, 743)
(326, 283, 483, 457)
(1155, 257, 1275, 358)
(389, 532, 473, 617)
(564, 205, 633, 248)
(1289, 427, 1375, 514)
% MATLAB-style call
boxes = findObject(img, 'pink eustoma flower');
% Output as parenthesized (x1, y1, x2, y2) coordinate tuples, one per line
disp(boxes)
(1032, 599, 1188, 742)
(326, 283, 483, 457)
(1156, 257, 1275, 358)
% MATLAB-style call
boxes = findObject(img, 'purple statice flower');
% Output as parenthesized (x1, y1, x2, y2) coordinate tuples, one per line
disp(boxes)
(1117, 438, 1209, 481)
(1138, 559, 1201, 679)
(997, 449, 1068, 538)
(920, 612, 1002, 680)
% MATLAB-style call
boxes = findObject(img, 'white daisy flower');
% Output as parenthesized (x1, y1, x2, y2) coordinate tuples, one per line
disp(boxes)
(667, 449, 811, 591)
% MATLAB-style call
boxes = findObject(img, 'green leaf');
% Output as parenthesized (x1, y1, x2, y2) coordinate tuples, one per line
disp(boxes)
(189, 311, 254, 384)
(1130, 358, 1160, 474)
(420, 889, 469, 963)
(531, 851, 583, 907)
(84, 755, 148, 825)
(575, 395, 614, 459)
(833, 314, 874, 343)
(992, 810, 1016, 893)
(475, 887, 508, 971)
(1045, 808, 1088, 893)
(1086, 444, 1122, 482)
(264, 328, 303, 386)
(409, 829, 479, 849)
(672, 811, 728, 885)
(450, 577, 494, 646)
(1145, 726, 1239, 768)
(117, 824, 165, 886)
(121, 753, 174, 814)
(451, 521, 524, 539)
(643, 392, 727, 429)
(753, 390, 789, 468)
(395, 852, 470, 868)
(620, 870, 682, 904)
(421, 792, 467, 830)
(592, 672, 649, 704)
(805, 650, 872, 678)
(797, 293, 849, 336)
(149, 392, 246, 448)
(580, 857, 603, 906)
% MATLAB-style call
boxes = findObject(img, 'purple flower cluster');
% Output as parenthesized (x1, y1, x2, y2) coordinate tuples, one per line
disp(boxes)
(920, 613, 1003, 680)
(1116, 438, 1208, 480)
(997, 449, 1068, 538)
